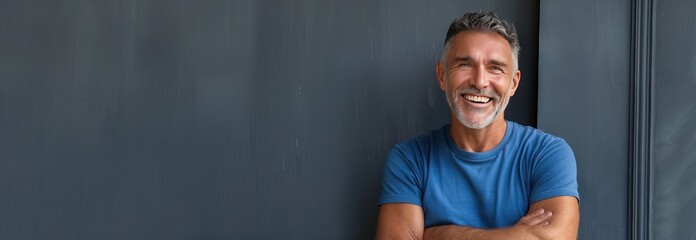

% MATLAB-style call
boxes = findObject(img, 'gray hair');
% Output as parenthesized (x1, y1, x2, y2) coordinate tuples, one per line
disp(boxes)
(441, 11, 520, 70)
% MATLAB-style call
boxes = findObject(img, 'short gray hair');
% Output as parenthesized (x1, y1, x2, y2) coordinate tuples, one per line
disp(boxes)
(441, 11, 520, 70)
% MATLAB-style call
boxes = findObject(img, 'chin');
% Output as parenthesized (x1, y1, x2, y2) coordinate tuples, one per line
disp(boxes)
(454, 112, 497, 129)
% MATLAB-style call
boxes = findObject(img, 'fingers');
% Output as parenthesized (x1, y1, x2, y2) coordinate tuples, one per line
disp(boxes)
(517, 208, 553, 226)
(519, 209, 545, 223)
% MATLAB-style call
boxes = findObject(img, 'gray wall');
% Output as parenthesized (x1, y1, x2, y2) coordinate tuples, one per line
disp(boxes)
(652, 0, 696, 238)
(538, 0, 631, 239)
(0, 0, 539, 239)
(540, 0, 696, 239)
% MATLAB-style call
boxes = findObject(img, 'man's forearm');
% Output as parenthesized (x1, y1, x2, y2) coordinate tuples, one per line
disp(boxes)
(423, 224, 540, 240)
(423, 208, 558, 240)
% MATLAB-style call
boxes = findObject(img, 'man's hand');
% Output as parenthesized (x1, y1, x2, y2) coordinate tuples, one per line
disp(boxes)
(517, 208, 553, 226)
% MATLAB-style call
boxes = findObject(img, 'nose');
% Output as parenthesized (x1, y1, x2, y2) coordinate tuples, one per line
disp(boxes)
(470, 67, 489, 90)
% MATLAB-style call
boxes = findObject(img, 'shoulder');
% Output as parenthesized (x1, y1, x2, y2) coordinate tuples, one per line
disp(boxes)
(384, 125, 450, 174)
(506, 122, 576, 174)
(509, 122, 579, 202)
(508, 122, 576, 175)
(389, 125, 447, 160)
(379, 126, 449, 205)
(508, 121, 572, 154)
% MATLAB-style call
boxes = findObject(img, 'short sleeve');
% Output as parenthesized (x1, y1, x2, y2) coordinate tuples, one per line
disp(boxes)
(529, 138, 580, 203)
(377, 144, 424, 207)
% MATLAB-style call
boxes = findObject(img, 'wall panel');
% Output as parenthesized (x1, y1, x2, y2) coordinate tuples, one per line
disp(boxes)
(539, 0, 631, 239)
(0, 0, 538, 239)
(652, 0, 696, 238)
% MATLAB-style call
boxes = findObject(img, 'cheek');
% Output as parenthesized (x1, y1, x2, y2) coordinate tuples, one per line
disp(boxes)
(445, 71, 470, 85)
(491, 77, 513, 94)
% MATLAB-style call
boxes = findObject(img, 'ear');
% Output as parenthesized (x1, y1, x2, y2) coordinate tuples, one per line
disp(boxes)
(436, 62, 446, 91)
(509, 70, 521, 96)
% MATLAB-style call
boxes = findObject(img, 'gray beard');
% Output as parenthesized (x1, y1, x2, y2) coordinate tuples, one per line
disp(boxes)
(445, 83, 511, 129)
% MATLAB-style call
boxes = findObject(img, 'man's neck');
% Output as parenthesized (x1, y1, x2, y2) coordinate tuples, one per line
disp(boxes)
(449, 115, 508, 153)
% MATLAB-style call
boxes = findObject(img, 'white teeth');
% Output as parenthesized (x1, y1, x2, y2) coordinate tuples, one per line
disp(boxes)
(463, 95, 491, 103)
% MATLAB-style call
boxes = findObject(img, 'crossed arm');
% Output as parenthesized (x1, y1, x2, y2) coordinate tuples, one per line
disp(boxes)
(375, 196, 579, 240)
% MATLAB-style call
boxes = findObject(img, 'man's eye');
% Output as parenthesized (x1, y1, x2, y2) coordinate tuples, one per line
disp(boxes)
(457, 63, 472, 68)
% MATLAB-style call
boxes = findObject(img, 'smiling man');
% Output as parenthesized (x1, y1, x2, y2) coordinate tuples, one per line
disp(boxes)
(375, 12, 579, 240)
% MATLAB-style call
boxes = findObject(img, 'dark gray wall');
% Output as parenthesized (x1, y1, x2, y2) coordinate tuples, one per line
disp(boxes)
(538, 0, 631, 239)
(0, 1, 538, 239)
(652, 0, 696, 238)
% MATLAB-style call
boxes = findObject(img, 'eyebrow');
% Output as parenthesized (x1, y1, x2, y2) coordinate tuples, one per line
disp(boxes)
(452, 56, 473, 63)
(489, 59, 508, 68)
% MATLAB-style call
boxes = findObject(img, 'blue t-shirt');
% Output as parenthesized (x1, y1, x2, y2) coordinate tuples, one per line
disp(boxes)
(378, 121, 579, 228)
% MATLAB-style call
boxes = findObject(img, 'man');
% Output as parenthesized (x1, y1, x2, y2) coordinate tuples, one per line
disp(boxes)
(375, 12, 579, 240)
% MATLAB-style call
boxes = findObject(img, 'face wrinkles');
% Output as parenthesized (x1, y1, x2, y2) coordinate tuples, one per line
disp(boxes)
(439, 31, 518, 130)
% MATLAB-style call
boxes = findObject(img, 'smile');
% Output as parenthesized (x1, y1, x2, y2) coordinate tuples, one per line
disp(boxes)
(462, 94, 492, 103)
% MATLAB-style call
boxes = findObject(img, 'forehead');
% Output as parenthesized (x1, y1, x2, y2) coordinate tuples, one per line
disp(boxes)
(446, 31, 513, 63)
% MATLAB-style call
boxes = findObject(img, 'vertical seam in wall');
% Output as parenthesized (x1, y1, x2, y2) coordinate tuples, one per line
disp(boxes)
(532, 0, 540, 128)
(629, 0, 654, 239)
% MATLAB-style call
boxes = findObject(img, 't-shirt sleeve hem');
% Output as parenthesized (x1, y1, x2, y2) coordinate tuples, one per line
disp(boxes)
(377, 195, 422, 207)
(530, 188, 580, 204)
